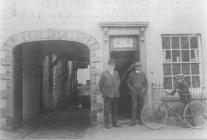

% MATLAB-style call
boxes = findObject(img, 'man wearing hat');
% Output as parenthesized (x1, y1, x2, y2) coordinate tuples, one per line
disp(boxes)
(98, 58, 121, 129)
(167, 73, 195, 127)
(127, 62, 148, 126)
(167, 74, 192, 113)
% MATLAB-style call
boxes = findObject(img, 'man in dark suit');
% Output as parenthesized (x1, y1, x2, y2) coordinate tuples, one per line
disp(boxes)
(98, 58, 121, 129)
(127, 62, 148, 126)
(168, 74, 192, 103)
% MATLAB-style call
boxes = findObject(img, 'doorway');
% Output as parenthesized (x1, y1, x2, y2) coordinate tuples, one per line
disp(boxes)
(12, 40, 91, 128)
(110, 50, 139, 118)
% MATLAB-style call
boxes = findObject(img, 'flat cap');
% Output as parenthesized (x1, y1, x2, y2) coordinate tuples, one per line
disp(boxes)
(134, 62, 142, 67)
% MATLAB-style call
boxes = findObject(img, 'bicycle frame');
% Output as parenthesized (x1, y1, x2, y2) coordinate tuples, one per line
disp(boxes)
(160, 97, 188, 124)
(141, 90, 207, 130)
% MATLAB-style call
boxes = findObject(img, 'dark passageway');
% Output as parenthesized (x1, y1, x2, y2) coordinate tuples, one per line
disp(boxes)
(12, 40, 91, 131)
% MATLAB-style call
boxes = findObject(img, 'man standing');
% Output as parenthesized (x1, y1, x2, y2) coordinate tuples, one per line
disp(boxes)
(127, 62, 148, 126)
(98, 58, 121, 129)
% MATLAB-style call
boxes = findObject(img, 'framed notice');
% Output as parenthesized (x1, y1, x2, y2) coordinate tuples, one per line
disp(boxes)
(109, 36, 138, 51)
(113, 37, 133, 48)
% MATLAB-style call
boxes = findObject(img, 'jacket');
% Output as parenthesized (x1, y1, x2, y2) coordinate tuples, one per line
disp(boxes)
(98, 70, 120, 98)
(127, 71, 148, 95)
(171, 80, 191, 101)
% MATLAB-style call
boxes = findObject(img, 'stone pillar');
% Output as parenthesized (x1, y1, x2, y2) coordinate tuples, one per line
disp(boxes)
(91, 27, 109, 124)
(42, 55, 53, 113)
(10, 47, 23, 129)
(90, 43, 103, 124)
(139, 27, 147, 72)
(0, 52, 11, 130)
(103, 27, 110, 69)
(139, 27, 151, 104)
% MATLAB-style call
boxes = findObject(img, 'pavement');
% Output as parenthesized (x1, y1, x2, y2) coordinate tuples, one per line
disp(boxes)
(84, 120, 207, 140)
(0, 108, 207, 140)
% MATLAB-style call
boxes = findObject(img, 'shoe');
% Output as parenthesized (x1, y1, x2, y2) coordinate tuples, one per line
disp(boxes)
(129, 121, 136, 126)
(181, 124, 189, 128)
(139, 121, 144, 125)
(105, 125, 112, 129)
(113, 124, 121, 128)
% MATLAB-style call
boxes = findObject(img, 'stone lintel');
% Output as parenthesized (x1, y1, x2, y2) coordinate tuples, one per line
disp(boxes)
(99, 22, 149, 28)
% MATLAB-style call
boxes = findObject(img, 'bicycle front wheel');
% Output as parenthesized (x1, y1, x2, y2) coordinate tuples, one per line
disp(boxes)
(141, 101, 168, 130)
(184, 102, 207, 129)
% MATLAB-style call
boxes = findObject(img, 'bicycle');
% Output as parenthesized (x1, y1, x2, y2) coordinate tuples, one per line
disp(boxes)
(141, 92, 207, 130)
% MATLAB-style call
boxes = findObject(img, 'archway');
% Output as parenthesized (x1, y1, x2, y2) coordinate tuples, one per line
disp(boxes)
(0, 29, 103, 130)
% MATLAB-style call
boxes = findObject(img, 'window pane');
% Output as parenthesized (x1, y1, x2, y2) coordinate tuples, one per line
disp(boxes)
(190, 37, 198, 48)
(191, 49, 199, 61)
(172, 50, 180, 62)
(173, 77, 177, 88)
(164, 77, 172, 89)
(163, 50, 171, 62)
(184, 76, 191, 87)
(192, 76, 200, 88)
(163, 64, 171, 75)
(172, 64, 181, 75)
(162, 37, 170, 49)
(182, 63, 190, 75)
(166, 50, 171, 60)
(181, 50, 189, 62)
(191, 63, 199, 74)
(172, 37, 179, 49)
(181, 37, 189, 49)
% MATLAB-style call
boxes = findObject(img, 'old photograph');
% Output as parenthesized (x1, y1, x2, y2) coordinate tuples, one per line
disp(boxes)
(0, 0, 207, 139)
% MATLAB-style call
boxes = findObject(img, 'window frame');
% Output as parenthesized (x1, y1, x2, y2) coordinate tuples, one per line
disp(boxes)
(161, 34, 202, 89)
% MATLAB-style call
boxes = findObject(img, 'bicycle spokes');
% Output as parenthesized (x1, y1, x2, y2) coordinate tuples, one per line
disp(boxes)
(184, 102, 207, 129)
(141, 102, 168, 130)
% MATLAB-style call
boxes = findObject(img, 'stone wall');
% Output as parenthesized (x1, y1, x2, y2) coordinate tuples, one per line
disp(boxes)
(53, 60, 64, 109)
(42, 55, 53, 113)
(22, 46, 41, 122)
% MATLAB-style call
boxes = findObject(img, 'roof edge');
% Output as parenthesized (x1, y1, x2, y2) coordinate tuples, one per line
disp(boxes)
(99, 22, 149, 28)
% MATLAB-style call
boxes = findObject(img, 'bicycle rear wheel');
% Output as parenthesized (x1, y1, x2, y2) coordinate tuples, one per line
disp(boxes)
(184, 102, 207, 129)
(141, 102, 168, 130)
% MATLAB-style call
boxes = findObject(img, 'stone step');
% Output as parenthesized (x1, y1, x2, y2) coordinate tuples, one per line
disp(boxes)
(0, 118, 7, 129)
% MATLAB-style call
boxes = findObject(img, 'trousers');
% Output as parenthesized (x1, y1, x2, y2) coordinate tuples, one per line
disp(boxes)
(131, 93, 145, 123)
(104, 97, 118, 126)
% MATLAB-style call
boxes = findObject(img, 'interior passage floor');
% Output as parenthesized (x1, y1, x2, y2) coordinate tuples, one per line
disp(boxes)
(1, 107, 90, 139)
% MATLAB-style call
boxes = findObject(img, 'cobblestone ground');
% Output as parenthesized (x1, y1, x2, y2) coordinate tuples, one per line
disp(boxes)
(0, 108, 207, 140)
(0, 107, 91, 139)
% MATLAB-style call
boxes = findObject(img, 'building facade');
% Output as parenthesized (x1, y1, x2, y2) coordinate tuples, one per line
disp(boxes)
(0, 0, 207, 130)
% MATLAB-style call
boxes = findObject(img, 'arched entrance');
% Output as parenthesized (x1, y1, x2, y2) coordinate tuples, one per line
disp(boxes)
(0, 29, 103, 130)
